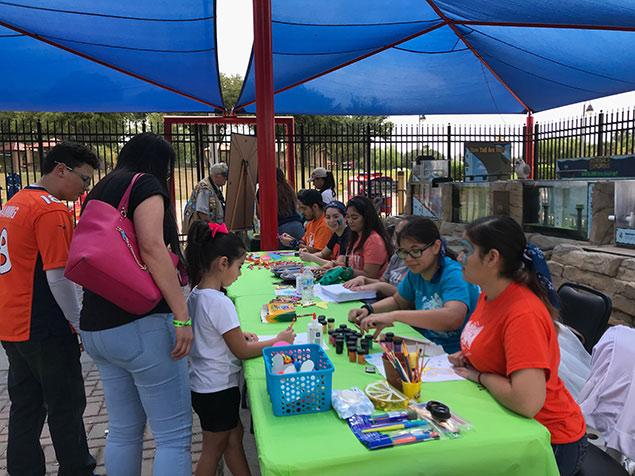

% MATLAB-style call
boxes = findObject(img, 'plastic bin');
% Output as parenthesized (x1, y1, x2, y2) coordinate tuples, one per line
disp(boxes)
(263, 343, 334, 416)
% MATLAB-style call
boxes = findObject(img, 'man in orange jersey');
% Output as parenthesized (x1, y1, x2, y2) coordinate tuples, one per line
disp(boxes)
(0, 142, 99, 476)
(279, 188, 331, 253)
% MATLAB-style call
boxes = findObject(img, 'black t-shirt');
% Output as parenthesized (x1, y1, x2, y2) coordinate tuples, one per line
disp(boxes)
(79, 172, 171, 332)
(326, 226, 351, 258)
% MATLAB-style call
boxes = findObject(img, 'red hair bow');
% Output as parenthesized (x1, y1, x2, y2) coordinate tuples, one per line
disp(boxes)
(209, 222, 228, 238)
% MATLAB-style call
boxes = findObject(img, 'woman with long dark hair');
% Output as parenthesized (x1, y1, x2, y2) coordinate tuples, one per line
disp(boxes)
(79, 133, 193, 475)
(275, 168, 304, 247)
(450, 215, 587, 476)
(343, 196, 392, 279)
(352, 216, 480, 353)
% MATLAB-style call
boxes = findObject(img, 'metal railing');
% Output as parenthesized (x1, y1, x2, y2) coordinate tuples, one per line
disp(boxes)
(2, 108, 634, 217)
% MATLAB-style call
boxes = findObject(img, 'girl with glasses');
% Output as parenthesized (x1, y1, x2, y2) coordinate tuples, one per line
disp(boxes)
(350, 216, 480, 354)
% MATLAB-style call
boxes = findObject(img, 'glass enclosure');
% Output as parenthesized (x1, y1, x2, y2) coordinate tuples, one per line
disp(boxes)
(452, 183, 490, 223)
(615, 180, 635, 247)
(523, 180, 590, 238)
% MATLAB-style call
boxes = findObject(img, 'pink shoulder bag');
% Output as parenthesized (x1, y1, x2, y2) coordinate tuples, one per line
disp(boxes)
(65, 173, 187, 314)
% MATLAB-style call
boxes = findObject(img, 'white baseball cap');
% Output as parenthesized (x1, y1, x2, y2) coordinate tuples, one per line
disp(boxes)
(307, 167, 328, 181)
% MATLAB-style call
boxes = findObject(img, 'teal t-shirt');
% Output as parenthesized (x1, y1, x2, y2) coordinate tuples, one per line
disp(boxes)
(397, 257, 481, 353)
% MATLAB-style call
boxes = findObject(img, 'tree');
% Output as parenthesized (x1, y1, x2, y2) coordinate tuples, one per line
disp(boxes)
(220, 73, 245, 113)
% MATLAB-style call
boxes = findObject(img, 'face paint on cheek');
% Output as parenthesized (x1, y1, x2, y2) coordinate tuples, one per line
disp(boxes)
(460, 239, 474, 266)
(337, 218, 343, 226)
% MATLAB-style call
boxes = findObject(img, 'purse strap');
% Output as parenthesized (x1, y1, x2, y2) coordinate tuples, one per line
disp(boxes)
(117, 173, 144, 217)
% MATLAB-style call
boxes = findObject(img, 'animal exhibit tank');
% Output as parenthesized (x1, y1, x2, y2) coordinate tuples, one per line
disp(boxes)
(409, 157, 451, 219)
(452, 182, 490, 223)
(614, 180, 635, 247)
(523, 180, 591, 239)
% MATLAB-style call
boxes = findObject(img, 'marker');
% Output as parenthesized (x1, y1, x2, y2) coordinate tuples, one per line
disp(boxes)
(392, 431, 440, 446)
(362, 420, 428, 433)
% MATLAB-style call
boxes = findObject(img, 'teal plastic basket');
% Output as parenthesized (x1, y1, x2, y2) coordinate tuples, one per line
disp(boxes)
(263, 343, 334, 417)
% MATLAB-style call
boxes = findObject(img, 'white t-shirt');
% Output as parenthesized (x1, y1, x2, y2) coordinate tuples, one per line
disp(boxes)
(187, 287, 242, 393)
(321, 188, 335, 204)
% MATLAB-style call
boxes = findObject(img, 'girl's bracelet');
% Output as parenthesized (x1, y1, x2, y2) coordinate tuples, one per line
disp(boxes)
(477, 372, 484, 387)
(173, 318, 192, 327)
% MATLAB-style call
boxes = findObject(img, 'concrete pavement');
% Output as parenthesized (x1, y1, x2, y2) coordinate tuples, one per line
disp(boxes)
(0, 348, 261, 475)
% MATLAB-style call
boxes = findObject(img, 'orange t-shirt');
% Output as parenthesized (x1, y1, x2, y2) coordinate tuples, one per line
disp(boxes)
(302, 214, 331, 251)
(347, 231, 389, 278)
(460, 282, 586, 444)
(0, 187, 74, 341)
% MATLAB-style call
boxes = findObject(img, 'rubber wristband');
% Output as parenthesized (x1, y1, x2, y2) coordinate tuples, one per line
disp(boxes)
(361, 303, 374, 315)
(477, 372, 484, 386)
(173, 318, 192, 327)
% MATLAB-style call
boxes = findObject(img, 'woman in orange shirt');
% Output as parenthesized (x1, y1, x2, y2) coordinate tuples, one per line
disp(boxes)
(450, 215, 587, 476)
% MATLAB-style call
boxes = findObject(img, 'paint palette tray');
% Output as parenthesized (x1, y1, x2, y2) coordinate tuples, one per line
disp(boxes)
(364, 380, 410, 410)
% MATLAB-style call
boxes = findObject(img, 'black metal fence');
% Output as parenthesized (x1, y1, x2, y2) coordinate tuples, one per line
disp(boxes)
(2, 108, 634, 219)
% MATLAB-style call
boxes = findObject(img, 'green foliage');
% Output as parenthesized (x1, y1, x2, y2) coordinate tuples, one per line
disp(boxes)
(403, 146, 445, 162)
(221, 73, 245, 112)
(371, 146, 402, 169)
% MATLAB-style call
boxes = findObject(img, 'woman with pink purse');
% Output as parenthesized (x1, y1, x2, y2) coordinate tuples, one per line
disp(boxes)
(79, 133, 193, 476)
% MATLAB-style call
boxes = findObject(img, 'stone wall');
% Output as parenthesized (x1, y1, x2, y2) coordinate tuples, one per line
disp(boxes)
(548, 244, 635, 326)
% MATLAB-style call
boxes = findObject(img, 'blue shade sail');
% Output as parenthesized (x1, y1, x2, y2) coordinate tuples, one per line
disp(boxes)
(236, 0, 635, 114)
(0, 1, 222, 112)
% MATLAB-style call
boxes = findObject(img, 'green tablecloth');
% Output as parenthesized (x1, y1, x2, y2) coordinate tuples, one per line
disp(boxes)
(230, 256, 559, 476)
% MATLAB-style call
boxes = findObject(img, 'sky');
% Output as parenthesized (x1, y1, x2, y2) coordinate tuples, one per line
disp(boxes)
(216, 0, 635, 127)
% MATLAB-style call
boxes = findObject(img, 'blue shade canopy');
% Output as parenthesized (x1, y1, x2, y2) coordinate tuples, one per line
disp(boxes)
(236, 0, 635, 114)
(0, 1, 222, 112)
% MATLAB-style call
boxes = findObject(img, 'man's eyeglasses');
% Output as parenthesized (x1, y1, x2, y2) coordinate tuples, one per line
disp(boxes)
(55, 161, 91, 186)
(395, 241, 435, 259)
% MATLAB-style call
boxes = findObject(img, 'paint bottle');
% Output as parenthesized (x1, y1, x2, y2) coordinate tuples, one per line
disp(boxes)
(384, 332, 394, 352)
(327, 330, 335, 346)
(357, 348, 367, 365)
(327, 318, 335, 332)
(364, 334, 374, 350)
(393, 338, 403, 353)
(339, 324, 348, 331)
(335, 337, 344, 354)
(348, 344, 357, 363)
(318, 316, 327, 335)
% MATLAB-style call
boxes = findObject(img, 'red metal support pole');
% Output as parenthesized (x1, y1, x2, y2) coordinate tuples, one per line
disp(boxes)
(253, 0, 278, 250)
(286, 118, 296, 188)
(525, 113, 534, 179)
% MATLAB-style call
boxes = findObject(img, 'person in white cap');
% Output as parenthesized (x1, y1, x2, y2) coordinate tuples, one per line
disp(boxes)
(308, 167, 336, 204)
(182, 162, 228, 233)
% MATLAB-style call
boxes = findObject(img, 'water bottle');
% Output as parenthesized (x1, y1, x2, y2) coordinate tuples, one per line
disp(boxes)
(300, 266, 314, 305)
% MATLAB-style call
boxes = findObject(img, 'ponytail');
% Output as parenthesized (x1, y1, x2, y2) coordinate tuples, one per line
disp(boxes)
(465, 216, 560, 325)
(185, 220, 246, 286)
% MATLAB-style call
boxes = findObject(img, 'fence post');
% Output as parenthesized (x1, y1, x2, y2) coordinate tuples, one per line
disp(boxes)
(446, 123, 452, 163)
(597, 111, 604, 156)
(365, 124, 372, 197)
(36, 120, 44, 176)
(299, 124, 306, 188)
(533, 122, 540, 179)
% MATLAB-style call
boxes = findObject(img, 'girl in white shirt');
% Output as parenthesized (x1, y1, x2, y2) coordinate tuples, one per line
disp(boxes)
(185, 220, 295, 476)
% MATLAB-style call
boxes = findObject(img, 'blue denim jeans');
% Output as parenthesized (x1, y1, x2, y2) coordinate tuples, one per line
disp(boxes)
(82, 314, 192, 476)
(552, 434, 588, 476)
